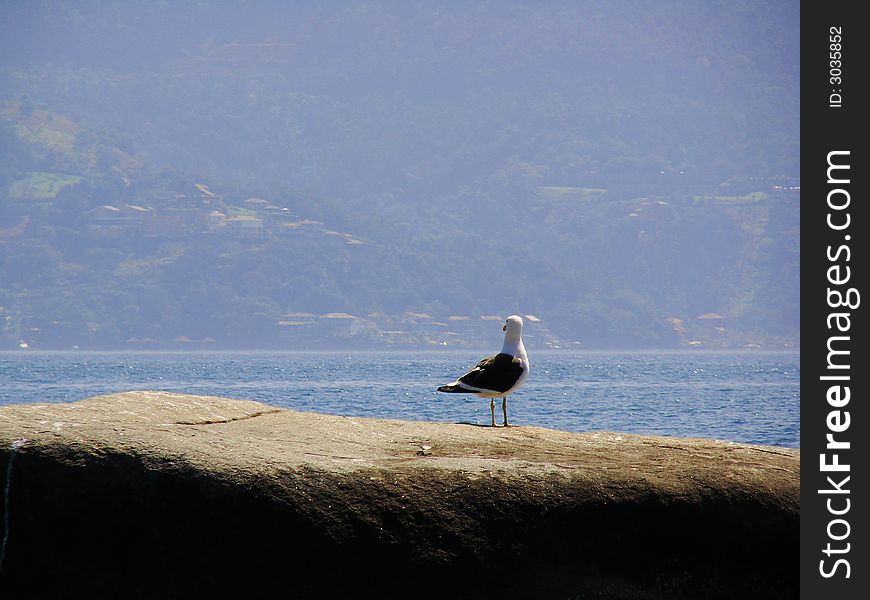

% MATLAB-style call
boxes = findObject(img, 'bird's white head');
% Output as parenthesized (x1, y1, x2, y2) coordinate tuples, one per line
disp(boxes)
(501, 315, 526, 357)
(502, 315, 524, 335)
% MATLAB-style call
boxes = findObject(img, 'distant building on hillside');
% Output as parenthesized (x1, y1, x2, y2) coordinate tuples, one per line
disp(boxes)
(87, 204, 157, 236)
(245, 198, 270, 210)
(226, 215, 263, 236)
(207, 210, 227, 232)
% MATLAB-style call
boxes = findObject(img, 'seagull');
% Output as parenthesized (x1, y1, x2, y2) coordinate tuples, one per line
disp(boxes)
(437, 315, 529, 427)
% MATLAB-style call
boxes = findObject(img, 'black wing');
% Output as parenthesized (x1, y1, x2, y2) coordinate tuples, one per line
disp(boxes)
(457, 353, 523, 393)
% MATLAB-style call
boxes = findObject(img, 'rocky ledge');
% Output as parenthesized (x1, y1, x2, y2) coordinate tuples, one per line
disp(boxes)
(0, 391, 798, 599)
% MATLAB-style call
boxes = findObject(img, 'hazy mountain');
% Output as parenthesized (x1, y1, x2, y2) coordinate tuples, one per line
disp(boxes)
(0, 1, 799, 349)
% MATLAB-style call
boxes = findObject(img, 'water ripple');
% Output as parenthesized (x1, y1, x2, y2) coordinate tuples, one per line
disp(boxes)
(0, 350, 799, 447)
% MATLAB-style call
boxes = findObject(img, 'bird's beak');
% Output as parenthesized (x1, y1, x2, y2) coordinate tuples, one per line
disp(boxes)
(502, 324, 507, 332)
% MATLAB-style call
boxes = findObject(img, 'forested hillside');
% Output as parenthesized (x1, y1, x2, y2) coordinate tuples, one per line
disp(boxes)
(0, 1, 799, 349)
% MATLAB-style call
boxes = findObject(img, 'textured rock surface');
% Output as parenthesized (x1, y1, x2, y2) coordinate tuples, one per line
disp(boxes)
(0, 391, 798, 599)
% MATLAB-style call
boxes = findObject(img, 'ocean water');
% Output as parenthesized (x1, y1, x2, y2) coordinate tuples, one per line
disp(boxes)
(0, 350, 799, 447)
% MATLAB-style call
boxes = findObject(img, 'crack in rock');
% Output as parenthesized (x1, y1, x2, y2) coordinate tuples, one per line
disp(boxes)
(173, 409, 282, 426)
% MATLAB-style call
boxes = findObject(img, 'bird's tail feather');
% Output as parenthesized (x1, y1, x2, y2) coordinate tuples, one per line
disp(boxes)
(437, 384, 474, 393)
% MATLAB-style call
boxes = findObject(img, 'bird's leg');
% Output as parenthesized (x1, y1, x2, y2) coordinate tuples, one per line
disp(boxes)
(502, 396, 509, 427)
(490, 398, 496, 427)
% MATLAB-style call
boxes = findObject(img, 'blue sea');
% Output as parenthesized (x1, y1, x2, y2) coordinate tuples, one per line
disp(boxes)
(0, 350, 799, 447)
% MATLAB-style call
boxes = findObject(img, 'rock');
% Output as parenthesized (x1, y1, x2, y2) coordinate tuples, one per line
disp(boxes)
(0, 391, 798, 599)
